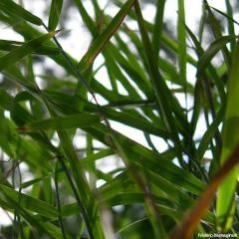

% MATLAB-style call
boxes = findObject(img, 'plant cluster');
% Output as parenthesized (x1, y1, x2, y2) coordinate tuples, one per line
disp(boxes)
(0, 0, 238, 238)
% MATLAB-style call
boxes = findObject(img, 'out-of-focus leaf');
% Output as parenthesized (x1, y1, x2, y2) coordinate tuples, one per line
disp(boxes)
(0, 0, 42, 25)
(197, 35, 236, 75)
(216, 38, 239, 231)
(177, 0, 187, 91)
(48, 0, 63, 31)
(73, 0, 98, 36)
(210, 5, 237, 51)
(152, 0, 166, 56)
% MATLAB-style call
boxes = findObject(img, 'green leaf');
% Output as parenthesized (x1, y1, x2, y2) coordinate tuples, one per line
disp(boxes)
(225, 1, 236, 51)
(0, 111, 16, 157)
(177, 0, 187, 91)
(197, 35, 236, 76)
(85, 123, 205, 195)
(0, 40, 60, 55)
(216, 38, 239, 231)
(204, 1, 231, 67)
(100, 107, 169, 138)
(172, 145, 239, 239)
(78, 0, 136, 71)
(0, 31, 59, 72)
(210, 5, 237, 51)
(73, 0, 98, 36)
(0, 0, 42, 25)
(0, 184, 57, 218)
(48, 0, 63, 31)
(152, 0, 166, 56)
(197, 107, 224, 161)
(22, 112, 100, 131)
(134, 1, 186, 166)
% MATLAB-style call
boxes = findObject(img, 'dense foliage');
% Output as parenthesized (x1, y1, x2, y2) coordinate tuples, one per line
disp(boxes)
(0, 0, 239, 238)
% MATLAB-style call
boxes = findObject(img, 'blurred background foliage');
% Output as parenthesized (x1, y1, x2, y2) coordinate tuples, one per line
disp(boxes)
(0, 0, 239, 238)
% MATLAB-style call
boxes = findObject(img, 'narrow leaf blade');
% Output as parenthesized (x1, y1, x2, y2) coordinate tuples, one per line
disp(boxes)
(22, 113, 100, 131)
(78, 0, 136, 71)
(48, 0, 63, 30)
(216, 38, 239, 231)
(0, 0, 42, 25)
(0, 31, 59, 72)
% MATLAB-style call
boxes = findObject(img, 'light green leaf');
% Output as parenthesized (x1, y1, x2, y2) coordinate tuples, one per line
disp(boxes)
(216, 38, 239, 231)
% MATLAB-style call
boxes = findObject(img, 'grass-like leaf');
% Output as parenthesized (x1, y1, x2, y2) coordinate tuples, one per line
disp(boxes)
(21, 113, 100, 131)
(0, 0, 42, 25)
(216, 38, 239, 231)
(0, 31, 59, 71)
(48, 0, 63, 31)
(171, 144, 239, 239)
(0, 1, 238, 238)
(78, 0, 136, 71)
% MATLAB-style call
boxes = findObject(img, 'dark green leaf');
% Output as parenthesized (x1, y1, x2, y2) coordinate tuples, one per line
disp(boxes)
(0, 0, 42, 25)
(48, 0, 63, 31)
(22, 112, 100, 131)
